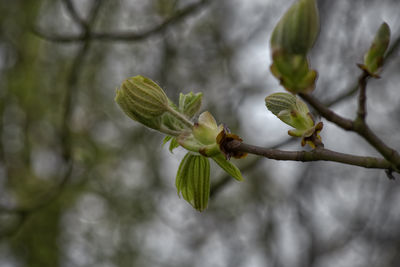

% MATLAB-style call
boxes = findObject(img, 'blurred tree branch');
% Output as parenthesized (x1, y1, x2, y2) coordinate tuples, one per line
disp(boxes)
(33, 0, 211, 43)
(0, 0, 104, 239)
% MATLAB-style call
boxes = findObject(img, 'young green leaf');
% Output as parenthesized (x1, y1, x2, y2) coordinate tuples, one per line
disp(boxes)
(179, 92, 203, 119)
(176, 153, 211, 211)
(211, 153, 243, 181)
(162, 136, 172, 146)
(265, 92, 323, 148)
(162, 136, 180, 153)
(169, 137, 179, 153)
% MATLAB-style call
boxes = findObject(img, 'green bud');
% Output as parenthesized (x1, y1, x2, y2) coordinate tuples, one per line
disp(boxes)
(115, 75, 170, 130)
(270, 0, 319, 55)
(177, 112, 223, 157)
(266, 92, 323, 147)
(360, 22, 391, 76)
(270, 52, 317, 93)
(179, 92, 203, 119)
(192, 111, 222, 144)
(176, 153, 210, 212)
(265, 92, 314, 130)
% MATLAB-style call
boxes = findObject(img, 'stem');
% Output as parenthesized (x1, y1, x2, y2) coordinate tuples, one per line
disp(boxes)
(299, 93, 354, 130)
(167, 106, 194, 128)
(226, 140, 396, 172)
(356, 71, 369, 121)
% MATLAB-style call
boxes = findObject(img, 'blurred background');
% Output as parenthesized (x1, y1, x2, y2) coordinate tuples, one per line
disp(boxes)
(1, 0, 400, 266)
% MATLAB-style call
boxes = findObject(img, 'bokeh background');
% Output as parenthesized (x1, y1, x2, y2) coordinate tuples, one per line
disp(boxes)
(1, 0, 400, 266)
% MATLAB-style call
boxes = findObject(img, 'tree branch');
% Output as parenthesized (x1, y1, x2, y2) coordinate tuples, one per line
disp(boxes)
(62, 0, 88, 30)
(225, 140, 396, 172)
(299, 92, 400, 168)
(33, 0, 211, 43)
(356, 71, 369, 121)
(299, 93, 354, 130)
(324, 35, 400, 107)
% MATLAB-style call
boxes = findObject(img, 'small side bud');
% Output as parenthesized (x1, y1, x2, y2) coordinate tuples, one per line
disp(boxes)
(359, 22, 391, 77)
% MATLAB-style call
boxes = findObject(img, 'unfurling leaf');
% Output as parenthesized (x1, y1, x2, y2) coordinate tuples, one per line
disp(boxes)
(176, 153, 210, 211)
(265, 92, 323, 148)
(179, 92, 203, 119)
(177, 111, 223, 157)
(162, 136, 180, 153)
(359, 22, 391, 77)
(270, 52, 317, 94)
(211, 153, 243, 181)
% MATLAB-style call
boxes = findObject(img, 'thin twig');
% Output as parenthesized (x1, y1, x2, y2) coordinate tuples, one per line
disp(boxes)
(299, 92, 400, 168)
(62, 0, 88, 30)
(356, 71, 369, 122)
(226, 140, 396, 171)
(299, 93, 354, 130)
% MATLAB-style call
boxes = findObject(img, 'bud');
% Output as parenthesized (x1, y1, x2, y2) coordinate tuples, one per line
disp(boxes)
(176, 153, 210, 211)
(270, 51, 317, 94)
(115, 75, 170, 130)
(270, 0, 319, 55)
(359, 22, 391, 77)
(265, 92, 323, 147)
(177, 111, 223, 157)
(192, 111, 222, 145)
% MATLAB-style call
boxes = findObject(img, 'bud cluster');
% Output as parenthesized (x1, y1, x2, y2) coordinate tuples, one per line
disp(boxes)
(115, 75, 244, 211)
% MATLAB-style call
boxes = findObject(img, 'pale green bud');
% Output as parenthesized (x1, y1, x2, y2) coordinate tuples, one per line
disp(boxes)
(270, 0, 319, 55)
(115, 75, 170, 131)
(177, 111, 223, 157)
(266, 93, 323, 148)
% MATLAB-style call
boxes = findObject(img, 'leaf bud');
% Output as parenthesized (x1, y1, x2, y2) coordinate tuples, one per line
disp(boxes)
(270, 0, 319, 55)
(115, 75, 170, 130)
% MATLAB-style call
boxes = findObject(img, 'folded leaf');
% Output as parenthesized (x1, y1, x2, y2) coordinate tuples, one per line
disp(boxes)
(212, 153, 243, 181)
(176, 153, 210, 211)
